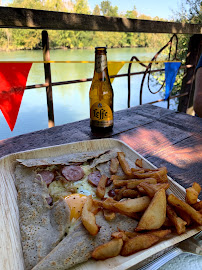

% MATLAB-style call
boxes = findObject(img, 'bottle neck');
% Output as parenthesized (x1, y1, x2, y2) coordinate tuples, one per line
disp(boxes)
(95, 53, 107, 73)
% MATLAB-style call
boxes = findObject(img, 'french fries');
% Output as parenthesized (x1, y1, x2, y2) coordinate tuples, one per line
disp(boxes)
(186, 187, 199, 205)
(127, 178, 157, 189)
(92, 238, 123, 260)
(81, 152, 201, 262)
(192, 182, 202, 194)
(101, 197, 141, 219)
(113, 178, 157, 188)
(117, 152, 132, 177)
(150, 183, 170, 192)
(132, 167, 168, 183)
(111, 231, 129, 241)
(102, 197, 117, 211)
(168, 194, 202, 225)
(110, 175, 128, 181)
(113, 186, 127, 201)
(121, 234, 160, 256)
(186, 182, 201, 205)
(131, 168, 145, 174)
(96, 175, 108, 199)
(192, 201, 202, 211)
(103, 209, 116, 221)
(114, 196, 151, 214)
(136, 189, 166, 231)
(81, 195, 100, 236)
(135, 159, 143, 168)
(122, 189, 139, 198)
(137, 182, 170, 198)
(166, 204, 187, 234)
(145, 229, 171, 238)
(174, 207, 192, 226)
(112, 229, 171, 240)
(110, 158, 119, 174)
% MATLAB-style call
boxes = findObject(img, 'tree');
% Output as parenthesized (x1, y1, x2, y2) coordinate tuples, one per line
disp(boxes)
(100, 1, 118, 17)
(125, 5, 138, 19)
(183, 0, 202, 23)
(172, 0, 202, 23)
(73, 0, 90, 14)
(93, 4, 100, 15)
(164, 0, 202, 102)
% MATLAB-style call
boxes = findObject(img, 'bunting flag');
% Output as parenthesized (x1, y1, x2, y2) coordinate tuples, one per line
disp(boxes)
(0, 60, 181, 132)
(0, 63, 32, 131)
(108, 62, 125, 83)
(164, 62, 181, 100)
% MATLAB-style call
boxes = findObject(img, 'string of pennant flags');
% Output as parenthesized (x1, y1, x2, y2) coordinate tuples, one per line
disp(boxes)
(0, 60, 181, 64)
(0, 60, 181, 131)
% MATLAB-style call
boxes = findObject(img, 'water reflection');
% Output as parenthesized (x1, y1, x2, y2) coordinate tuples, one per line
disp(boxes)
(0, 48, 177, 140)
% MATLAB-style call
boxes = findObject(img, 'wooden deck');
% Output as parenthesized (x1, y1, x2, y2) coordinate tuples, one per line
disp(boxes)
(1, 104, 201, 199)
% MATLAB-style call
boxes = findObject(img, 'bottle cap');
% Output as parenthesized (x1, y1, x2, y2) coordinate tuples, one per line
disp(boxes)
(95, 47, 107, 53)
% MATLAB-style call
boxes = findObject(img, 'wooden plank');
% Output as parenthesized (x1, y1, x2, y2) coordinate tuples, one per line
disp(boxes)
(113, 120, 192, 156)
(42, 30, 55, 128)
(146, 134, 202, 200)
(162, 110, 202, 133)
(0, 7, 202, 34)
(0, 106, 154, 157)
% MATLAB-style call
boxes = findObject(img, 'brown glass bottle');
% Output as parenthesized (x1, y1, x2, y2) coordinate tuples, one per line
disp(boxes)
(89, 47, 114, 133)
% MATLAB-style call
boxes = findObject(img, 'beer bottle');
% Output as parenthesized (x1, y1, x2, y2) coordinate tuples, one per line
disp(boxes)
(89, 47, 114, 133)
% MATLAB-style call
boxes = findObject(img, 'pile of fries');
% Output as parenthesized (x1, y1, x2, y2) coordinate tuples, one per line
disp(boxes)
(81, 152, 202, 260)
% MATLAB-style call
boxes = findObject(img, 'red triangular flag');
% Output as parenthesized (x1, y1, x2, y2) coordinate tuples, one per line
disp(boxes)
(0, 63, 32, 131)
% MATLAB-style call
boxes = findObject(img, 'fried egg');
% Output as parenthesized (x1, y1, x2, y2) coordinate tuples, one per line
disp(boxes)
(64, 193, 87, 222)
(48, 165, 97, 202)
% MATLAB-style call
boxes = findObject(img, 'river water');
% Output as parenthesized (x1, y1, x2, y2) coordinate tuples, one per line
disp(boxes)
(0, 48, 177, 140)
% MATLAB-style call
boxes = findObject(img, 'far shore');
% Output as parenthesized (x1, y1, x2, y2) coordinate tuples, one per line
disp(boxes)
(0, 45, 148, 52)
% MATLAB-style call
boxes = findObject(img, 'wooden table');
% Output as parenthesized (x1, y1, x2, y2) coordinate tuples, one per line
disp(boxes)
(0, 104, 202, 199)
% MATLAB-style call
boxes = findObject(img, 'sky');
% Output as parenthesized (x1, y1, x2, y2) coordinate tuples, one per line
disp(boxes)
(88, 0, 181, 20)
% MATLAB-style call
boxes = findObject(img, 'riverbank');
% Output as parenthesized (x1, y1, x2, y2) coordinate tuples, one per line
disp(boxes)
(0, 44, 144, 52)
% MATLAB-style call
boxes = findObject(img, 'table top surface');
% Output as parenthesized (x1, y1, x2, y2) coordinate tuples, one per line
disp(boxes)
(1, 104, 202, 199)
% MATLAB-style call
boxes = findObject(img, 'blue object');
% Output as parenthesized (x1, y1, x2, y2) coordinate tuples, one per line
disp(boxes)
(164, 62, 181, 100)
(196, 54, 202, 71)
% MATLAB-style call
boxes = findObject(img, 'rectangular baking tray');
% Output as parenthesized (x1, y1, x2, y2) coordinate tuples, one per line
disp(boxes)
(0, 138, 201, 270)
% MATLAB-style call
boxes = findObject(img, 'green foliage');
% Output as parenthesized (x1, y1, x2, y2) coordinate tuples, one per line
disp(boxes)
(169, 0, 201, 101)
(73, 0, 90, 14)
(100, 0, 118, 16)
(93, 4, 100, 15)
(0, 0, 197, 54)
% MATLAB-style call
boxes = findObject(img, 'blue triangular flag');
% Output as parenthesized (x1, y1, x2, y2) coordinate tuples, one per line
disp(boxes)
(164, 62, 181, 100)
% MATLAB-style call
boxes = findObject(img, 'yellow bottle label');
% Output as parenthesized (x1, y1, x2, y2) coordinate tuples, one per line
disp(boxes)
(90, 102, 113, 127)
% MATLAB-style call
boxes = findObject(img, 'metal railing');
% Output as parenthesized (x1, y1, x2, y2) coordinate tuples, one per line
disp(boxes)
(1, 6, 201, 127)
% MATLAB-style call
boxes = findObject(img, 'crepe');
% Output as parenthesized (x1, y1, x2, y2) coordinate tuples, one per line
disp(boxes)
(16, 149, 110, 167)
(15, 165, 71, 270)
(32, 213, 136, 270)
(15, 149, 137, 270)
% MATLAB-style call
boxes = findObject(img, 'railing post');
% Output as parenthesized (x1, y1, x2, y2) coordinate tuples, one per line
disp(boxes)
(178, 34, 202, 113)
(42, 30, 55, 128)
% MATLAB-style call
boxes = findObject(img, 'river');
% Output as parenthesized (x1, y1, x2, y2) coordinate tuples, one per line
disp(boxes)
(0, 48, 177, 140)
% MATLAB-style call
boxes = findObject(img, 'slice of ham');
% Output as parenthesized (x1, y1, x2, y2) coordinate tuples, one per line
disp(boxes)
(88, 171, 101, 186)
(88, 171, 112, 187)
(36, 171, 55, 185)
(108, 189, 116, 197)
(62, 165, 84, 181)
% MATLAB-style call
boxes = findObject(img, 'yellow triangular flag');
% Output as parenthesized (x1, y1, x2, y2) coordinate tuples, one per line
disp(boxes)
(108, 62, 125, 83)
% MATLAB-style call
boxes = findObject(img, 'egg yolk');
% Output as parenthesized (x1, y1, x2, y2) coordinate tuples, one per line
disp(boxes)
(64, 193, 87, 221)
